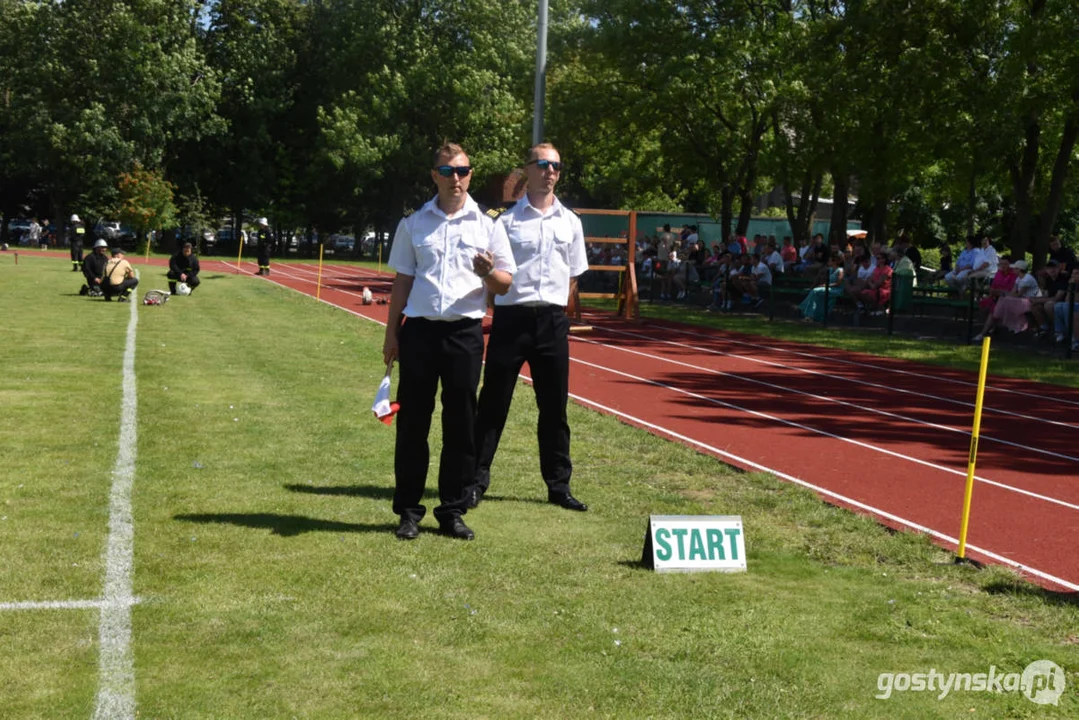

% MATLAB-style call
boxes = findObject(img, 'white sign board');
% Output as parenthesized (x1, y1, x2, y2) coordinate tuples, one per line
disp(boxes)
(642, 515, 747, 573)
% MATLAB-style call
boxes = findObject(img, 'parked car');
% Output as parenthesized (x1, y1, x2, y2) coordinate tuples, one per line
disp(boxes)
(7, 218, 31, 245)
(333, 235, 356, 254)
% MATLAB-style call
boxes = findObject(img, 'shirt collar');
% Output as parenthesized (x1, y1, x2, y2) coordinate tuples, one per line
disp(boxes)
(421, 193, 480, 221)
(520, 194, 564, 218)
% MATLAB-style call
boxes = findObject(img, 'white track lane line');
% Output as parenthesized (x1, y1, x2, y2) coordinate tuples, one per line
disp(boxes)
(91, 292, 139, 720)
(594, 324, 1079, 432)
(643, 321, 1079, 408)
(572, 334, 1079, 464)
(567, 352, 1079, 513)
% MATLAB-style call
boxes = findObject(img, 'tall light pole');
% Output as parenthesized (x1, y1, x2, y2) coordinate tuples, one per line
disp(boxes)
(532, 0, 548, 145)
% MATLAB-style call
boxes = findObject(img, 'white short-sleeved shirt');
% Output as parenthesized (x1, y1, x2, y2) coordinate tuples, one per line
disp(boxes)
(979, 246, 999, 274)
(753, 262, 773, 285)
(495, 196, 589, 307)
(1015, 273, 1041, 298)
(766, 250, 784, 273)
(388, 194, 515, 320)
(857, 263, 874, 280)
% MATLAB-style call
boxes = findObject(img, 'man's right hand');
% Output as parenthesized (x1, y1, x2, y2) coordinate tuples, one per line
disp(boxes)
(382, 333, 398, 366)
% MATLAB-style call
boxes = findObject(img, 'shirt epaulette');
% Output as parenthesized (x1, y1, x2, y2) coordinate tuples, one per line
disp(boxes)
(402, 207, 417, 218)
(480, 204, 509, 220)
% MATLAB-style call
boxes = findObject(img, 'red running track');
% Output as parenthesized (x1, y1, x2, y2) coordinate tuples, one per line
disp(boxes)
(34, 251, 1079, 591)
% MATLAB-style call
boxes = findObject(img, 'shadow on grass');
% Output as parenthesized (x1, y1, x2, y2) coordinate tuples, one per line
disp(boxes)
(284, 483, 548, 506)
(982, 580, 1079, 606)
(175, 512, 396, 537)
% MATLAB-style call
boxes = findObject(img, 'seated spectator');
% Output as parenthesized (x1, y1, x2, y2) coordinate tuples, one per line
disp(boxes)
(102, 248, 139, 302)
(727, 253, 756, 307)
(856, 249, 893, 314)
(804, 233, 830, 280)
(1048, 235, 1077, 273)
(1050, 268, 1079, 348)
(945, 236, 979, 289)
(780, 236, 797, 266)
(764, 240, 785, 278)
(707, 252, 736, 311)
(725, 233, 742, 257)
(976, 259, 1042, 337)
(799, 253, 844, 323)
(1031, 260, 1069, 337)
(973, 257, 1021, 340)
(969, 234, 1000, 284)
(80, 239, 110, 297)
(739, 252, 771, 308)
(845, 253, 873, 299)
(168, 242, 201, 295)
(893, 247, 918, 287)
(928, 242, 953, 284)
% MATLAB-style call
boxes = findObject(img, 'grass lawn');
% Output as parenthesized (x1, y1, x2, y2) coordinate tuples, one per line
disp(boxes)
(0, 254, 1075, 718)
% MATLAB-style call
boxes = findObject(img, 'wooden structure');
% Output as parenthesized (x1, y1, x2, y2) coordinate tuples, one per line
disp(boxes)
(567, 209, 639, 322)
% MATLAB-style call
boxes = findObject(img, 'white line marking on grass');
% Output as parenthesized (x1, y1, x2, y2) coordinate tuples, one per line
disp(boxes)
(562, 390, 1079, 593)
(567, 352, 1079, 513)
(0, 598, 142, 612)
(643, 321, 1079, 408)
(595, 325, 1079, 432)
(91, 294, 139, 720)
(572, 333, 1079, 464)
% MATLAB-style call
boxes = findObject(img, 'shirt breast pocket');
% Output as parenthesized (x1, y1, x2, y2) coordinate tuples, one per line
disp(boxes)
(412, 232, 443, 268)
(452, 231, 484, 273)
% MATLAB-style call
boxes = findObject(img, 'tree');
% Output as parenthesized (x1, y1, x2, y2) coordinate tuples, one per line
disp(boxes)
(117, 164, 178, 250)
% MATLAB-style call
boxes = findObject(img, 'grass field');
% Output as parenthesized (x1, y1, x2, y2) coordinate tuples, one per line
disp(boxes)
(1, 254, 1076, 718)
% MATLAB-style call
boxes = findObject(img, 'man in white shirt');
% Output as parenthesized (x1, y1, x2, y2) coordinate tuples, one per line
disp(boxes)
(970, 234, 999, 281)
(764, 240, 785, 277)
(383, 143, 516, 541)
(469, 142, 590, 512)
(748, 252, 773, 307)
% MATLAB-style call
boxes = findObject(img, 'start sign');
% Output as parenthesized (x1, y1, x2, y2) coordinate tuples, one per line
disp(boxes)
(642, 515, 747, 573)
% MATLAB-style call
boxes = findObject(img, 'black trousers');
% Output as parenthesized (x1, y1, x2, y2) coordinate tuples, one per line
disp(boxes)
(167, 272, 201, 292)
(257, 245, 271, 270)
(473, 304, 572, 496)
(103, 277, 138, 299)
(393, 317, 483, 523)
(71, 242, 83, 268)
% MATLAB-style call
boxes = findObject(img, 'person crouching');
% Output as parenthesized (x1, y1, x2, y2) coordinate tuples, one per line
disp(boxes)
(102, 248, 139, 302)
(168, 242, 201, 295)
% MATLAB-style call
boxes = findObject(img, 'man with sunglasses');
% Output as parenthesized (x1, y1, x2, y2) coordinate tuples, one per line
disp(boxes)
(468, 143, 591, 513)
(383, 143, 516, 541)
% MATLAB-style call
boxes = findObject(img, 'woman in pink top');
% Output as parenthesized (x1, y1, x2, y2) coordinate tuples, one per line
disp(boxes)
(856, 250, 893, 313)
(977, 256, 1017, 313)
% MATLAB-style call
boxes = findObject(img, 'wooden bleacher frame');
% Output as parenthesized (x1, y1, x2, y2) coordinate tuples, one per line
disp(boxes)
(567, 209, 640, 322)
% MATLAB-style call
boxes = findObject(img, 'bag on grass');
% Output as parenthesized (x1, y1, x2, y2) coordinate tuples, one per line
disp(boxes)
(371, 362, 400, 425)
(142, 289, 171, 306)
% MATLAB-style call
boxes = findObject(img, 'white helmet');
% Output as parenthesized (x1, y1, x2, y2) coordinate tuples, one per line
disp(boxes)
(176, 282, 192, 296)
(362, 287, 373, 305)
(257, 217, 269, 226)
(94, 239, 108, 249)
(70, 214, 81, 223)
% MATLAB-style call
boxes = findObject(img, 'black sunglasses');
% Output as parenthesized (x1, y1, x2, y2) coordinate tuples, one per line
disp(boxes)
(435, 165, 472, 178)
(527, 159, 562, 172)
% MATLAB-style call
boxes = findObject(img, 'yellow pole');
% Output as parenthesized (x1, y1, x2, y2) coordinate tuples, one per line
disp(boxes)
(957, 336, 992, 559)
(235, 234, 244, 275)
(144, 231, 151, 262)
(316, 243, 324, 301)
(378, 239, 383, 275)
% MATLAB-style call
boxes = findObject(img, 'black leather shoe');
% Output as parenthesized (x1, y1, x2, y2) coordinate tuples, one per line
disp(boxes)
(466, 487, 485, 509)
(548, 492, 588, 512)
(395, 517, 419, 540)
(439, 517, 475, 540)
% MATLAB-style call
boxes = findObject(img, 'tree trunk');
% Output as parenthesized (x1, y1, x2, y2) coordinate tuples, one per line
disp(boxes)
(1033, 107, 1079, 267)
(1007, 111, 1041, 258)
(720, 186, 734, 241)
(829, 172, 849, 248)
(966, 165, 977, 239)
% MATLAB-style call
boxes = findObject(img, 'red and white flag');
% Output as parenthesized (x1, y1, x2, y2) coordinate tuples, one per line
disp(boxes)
(371, 362, 400, 425)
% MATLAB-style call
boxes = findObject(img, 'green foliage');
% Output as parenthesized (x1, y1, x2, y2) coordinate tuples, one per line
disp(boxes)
(117, 164, 178, 235)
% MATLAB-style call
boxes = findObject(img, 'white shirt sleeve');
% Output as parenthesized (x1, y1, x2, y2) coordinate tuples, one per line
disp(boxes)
(387, 217, 415, 276)
(568, 212, 589, 278)
(488, 218, 516, 275)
